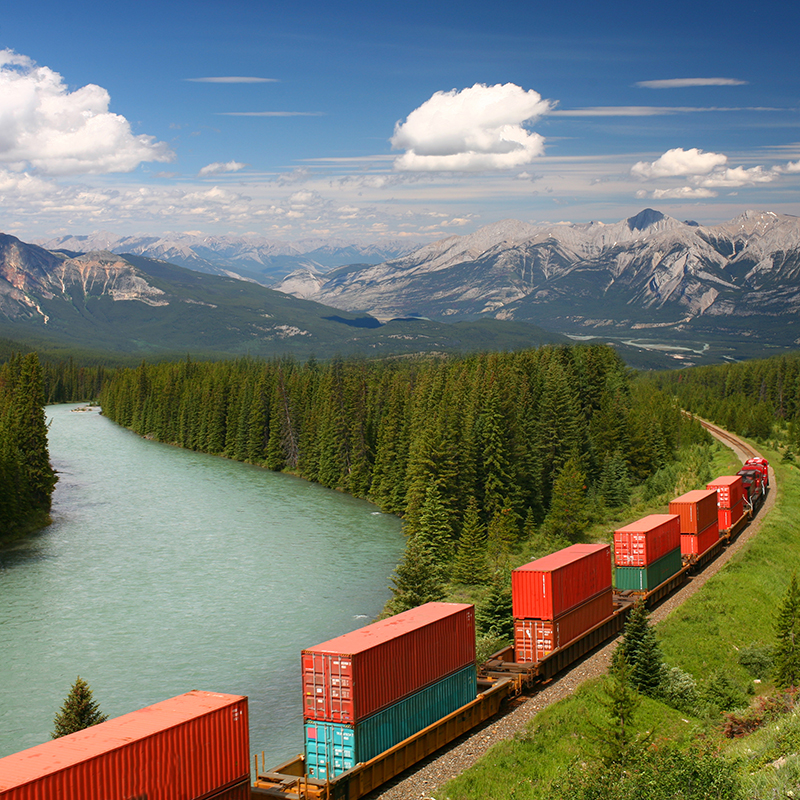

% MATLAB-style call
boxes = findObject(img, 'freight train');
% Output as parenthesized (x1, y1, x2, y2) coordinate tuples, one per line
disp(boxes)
(0, 449, 770, 800)
(252, 454, 770, 800)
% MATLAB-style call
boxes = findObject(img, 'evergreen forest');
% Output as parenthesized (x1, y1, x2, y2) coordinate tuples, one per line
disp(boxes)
(650, 352, 800, 450)
(0, 353, 58, 541)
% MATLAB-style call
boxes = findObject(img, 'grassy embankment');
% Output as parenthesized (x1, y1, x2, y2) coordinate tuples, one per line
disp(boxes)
(440, 444, 800, 799)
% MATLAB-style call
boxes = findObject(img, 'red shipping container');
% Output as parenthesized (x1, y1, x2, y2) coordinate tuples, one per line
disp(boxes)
(706, 475, 744, 510)
(680, 520, 720, 557)
(669, 489, 718, 534)
(302, 602, 475, 723)
(514, 589, 614, 663)
(613, 514, 681, 567)
(0, 691, 249, 800)
(718, 499, 745, 531)
(511, 544, 612, 620)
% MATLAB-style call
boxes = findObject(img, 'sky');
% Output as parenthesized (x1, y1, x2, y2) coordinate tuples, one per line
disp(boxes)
(1, 0, 799, 245)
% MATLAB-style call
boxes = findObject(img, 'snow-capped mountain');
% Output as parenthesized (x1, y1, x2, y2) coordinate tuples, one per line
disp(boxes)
(274, 210, 800, 344)
(37, 232, 420, 285)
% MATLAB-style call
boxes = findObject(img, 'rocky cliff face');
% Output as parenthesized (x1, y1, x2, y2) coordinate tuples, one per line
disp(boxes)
(0, 234, 167, 323)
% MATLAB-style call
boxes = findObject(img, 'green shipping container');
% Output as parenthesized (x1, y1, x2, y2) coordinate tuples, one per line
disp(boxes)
(304, 664, 477, 780)
(614, 546, 682, 591)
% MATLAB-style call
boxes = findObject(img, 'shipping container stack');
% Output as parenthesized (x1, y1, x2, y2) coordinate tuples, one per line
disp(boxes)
(301, 602, 477, 781)
(613, 514, 682, 591)
(669, 488, 720, 558)
(511, 544, 613, 663)
(0, 691, 251, 800)
(706, 475, 745, 532)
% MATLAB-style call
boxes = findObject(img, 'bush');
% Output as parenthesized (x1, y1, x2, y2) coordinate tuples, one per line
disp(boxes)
(475, 634, 511, 666)
(723, 689, 798, 739)
(552, 743, 745, 800)
(701, 670, 750, 714)
(658, 664, 700, 713)
(738, 642, 774, 680)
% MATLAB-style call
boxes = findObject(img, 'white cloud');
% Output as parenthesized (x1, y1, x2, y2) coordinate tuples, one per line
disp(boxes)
(391, 83, 552, 172)
(0, 49, 173, 176)
(635, 77, 747, 89)
(637, 186, 718, 199)
(186, 77, 277, 83)
(631, 147, 779, 199)
(693, 165, 776, 188)
(198, 160, 247, 177)
(631, 148, 728, 179)
(786, 160, 800, 173)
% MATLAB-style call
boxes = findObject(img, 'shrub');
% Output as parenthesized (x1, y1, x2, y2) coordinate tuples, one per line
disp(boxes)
(658, 664, 700, 713)
(723, 689, 798, 739)
(738, 642, 774, 680)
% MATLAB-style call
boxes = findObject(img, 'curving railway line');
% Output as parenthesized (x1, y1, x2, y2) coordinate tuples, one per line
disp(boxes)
(367, 421, 775, 800)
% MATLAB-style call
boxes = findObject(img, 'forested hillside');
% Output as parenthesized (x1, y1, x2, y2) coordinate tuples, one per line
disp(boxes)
(0, 353, 57, 540)
(651, 352, 800, 448)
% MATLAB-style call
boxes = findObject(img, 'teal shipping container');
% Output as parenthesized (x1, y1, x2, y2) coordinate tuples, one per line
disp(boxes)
(304, 664, 477, 779)
(614, 546, 682, 592)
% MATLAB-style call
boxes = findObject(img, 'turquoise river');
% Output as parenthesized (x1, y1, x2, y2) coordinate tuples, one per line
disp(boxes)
(0, 404, 404, 764)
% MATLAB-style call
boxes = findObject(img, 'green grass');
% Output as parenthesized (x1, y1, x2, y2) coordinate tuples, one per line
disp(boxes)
(441, 680, 706, 800)
(438, 442, 800, 800)
(659, 447, 800, 685)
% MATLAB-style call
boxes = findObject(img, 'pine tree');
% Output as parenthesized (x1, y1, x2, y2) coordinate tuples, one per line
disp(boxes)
(486, 499, 519, 566)
(599, 450, 632, 508)
(774, 572, 800, 689)
(596, 657, 642, 765)
(52, 676, 108, 738)
(388, 535, 445, 614)
(477, 383, 514, 521)
(414, 484, 454, 579)
(538, 454, 589, 542)
(616, 601, 664, 697)
(452, 497, 490, 585)
(476, 572, 514, 640)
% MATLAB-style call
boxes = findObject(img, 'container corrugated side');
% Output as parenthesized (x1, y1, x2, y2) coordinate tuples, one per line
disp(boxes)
(669, 489, 718, 534)
(513, 589, 614, 663)
(302, 602, 475, 723)
(511, 544, 612, 620)
(706, 475, 744, 510)
(0, 691, 249, 800)
(719, 499, 745, 531)
(614, 547, 682, 592)
(681, 520, 720, 556)
(613, 514, 681, 567)
(304, 664, 478, 779)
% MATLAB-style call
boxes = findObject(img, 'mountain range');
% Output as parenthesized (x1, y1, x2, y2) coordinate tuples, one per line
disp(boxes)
(37, 231, 419, 285)
(0, 233, 565, 363)
(275, 209, 800, 353)
(4, 207, 800, 367)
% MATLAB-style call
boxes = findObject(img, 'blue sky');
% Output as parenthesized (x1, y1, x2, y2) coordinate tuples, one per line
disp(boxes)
(1, 0, 798, 243)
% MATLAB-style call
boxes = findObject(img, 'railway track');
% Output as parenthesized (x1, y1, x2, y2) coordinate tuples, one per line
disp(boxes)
(368, 421, 774, 800)
(694, 416, 762, 462)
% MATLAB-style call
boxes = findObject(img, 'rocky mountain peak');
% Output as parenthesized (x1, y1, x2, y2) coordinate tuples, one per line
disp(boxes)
(626, 208, 667, 231)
